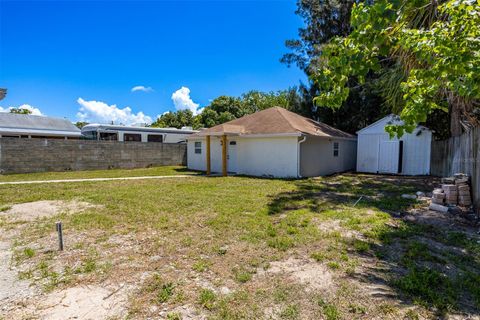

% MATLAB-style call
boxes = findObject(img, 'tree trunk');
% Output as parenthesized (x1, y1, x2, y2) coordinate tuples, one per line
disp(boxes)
(448, 92, 478, 137)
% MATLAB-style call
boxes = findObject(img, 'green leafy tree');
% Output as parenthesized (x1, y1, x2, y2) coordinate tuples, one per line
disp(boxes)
(9, 107, 32, 114)
(151, 109, 197, 129)
(282, 0, 389, 134)
(281, 0, 356, 74)
(74, 121, 89, 129)
(198, 108, 220, 128)
(314, 0, 480, 137)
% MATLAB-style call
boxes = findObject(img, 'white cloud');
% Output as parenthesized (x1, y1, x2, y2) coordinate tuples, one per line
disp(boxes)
(76, 98, 152, 126)
(0, 104, 43, 115)
(131, 86, 153, 93)
(171, 86, 200, 115)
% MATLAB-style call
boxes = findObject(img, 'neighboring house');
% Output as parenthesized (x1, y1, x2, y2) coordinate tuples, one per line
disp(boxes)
(0, 113, 81, 139)
(187, 107, 357, 178)
(81, 124, 198, 143)
(357, 115, 432, 175)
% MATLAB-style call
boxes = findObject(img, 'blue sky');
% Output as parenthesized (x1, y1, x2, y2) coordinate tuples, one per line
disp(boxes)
(0, 0, 306, 125)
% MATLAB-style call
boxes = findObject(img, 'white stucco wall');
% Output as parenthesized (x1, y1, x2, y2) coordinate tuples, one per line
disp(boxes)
(187, 137, 206, 171)
(236, 136, 299, 178)
(300, 137, 357, 177)
(187, 136, 300, 178)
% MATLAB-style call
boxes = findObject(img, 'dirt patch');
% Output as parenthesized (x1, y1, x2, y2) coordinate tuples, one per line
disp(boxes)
(316, 218, 366, 240)
(0, 200, 98, 221)
(0, 239, 36, 313)
(160, 304, 207, 320)
(38, 285, 128, 320)
(258, 257, 333, 291)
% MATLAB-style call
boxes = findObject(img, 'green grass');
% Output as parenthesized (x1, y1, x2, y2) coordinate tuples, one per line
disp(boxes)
(0, 165, 197, 182)
(1, 168, 478, 318)
(199, 288, 217, 310)
(318, 299, 340, 320)
(394, 267, 456, 311)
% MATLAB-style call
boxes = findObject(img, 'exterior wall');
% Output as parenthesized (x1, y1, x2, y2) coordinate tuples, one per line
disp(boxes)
(300, 137, 357, 177)
(0, 138, 186, 174)
(187, 136, 299, 178)
(357, 129, 432, 175)
(187, 137, 206, 171)
(236, 136, 299, 178)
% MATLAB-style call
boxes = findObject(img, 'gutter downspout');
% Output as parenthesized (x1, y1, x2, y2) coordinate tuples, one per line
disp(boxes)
(297, 135, 307, 178)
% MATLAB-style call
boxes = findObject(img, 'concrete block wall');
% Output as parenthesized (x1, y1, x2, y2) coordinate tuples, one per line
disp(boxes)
(0, 138, 187, 174)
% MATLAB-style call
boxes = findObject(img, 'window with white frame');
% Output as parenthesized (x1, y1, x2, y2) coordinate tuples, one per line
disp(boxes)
(195, 141, 202, 154)
(333, 142, 339, 157)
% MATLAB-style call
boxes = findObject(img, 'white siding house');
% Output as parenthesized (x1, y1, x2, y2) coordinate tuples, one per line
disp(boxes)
(187, 107, 357, 178)
(357, 115, 432, 175)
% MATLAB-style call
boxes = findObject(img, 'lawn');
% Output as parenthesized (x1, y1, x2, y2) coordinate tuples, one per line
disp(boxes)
(0, 167, 479, 319)
(0, 165, 197, 182)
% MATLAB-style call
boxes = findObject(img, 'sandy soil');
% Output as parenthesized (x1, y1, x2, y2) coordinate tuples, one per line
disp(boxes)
(258, 257, 333, 292)
(0, 200, 129, 320)
(0, 237, 36, 314)
(37, 285, 128, 320)
(0, 200, 99, 221)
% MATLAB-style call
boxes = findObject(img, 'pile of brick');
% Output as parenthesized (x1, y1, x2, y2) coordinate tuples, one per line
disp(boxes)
(430, 173, 472, 212)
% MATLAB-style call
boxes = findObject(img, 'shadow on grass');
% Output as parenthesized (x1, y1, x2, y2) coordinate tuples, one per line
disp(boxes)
(267, 173, 480, 316)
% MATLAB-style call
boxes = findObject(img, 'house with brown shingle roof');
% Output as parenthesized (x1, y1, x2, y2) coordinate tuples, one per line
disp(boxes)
(187, 107, 357, 178)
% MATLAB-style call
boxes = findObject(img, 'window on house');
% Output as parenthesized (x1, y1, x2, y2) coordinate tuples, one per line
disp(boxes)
(100, 132, 118, 141)
(333, 142, 339, 157)
(147, 134, 163, 143)
(124, 133, 141, 142)
(195, 141, 202, 154)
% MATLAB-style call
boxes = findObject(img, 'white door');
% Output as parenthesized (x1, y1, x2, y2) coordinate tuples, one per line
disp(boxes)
(378, 141, 399, 174)
(227, 141, 238, 173)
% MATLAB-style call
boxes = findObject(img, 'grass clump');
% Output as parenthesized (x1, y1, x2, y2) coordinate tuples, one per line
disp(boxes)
(199, 288, 217, 310)
(352, 240, 370, 253)
(193, 259, 211, 273)
(144, 274, 175, 304)
(280, 304, 299, 319)
(232, 266, 254, 283)
(394, 267, 456, 311)
(267, 236, 294, 251)
(166, 313, 181, 320)
(318, 299, 340, 320)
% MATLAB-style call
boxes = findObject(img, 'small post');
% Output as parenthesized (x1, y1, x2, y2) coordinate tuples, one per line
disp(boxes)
(222, 135, 227, 177)
(56, 221, 64, 251)
(206, 135, 211, 176)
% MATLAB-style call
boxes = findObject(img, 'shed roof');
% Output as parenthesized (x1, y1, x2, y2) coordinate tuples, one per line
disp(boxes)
(194, 107, 355, 139)
(356, 114, 431, 135)
(0, 113, 81, 136)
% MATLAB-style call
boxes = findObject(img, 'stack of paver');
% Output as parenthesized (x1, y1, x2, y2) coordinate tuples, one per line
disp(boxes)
(456, 174, 472, 207)
(429, 173, 473, 212)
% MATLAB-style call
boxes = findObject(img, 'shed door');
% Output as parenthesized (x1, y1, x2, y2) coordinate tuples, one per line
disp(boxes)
(227, 141, 238, 173)
(378, 141, 399, 174)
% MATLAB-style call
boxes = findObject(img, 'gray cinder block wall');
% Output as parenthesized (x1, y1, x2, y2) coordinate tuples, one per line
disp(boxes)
(0, 138, 187, 174)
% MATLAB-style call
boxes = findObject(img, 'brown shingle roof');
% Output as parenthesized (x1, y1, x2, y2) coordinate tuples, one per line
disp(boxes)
(195, 107, 355, 139)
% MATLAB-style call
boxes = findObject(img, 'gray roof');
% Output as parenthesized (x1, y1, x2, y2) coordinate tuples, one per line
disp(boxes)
(0, 113, 81, 137)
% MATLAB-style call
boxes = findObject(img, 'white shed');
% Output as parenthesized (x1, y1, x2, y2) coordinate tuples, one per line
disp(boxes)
(187, 107, 357, 178)
(356, 115, 432, 175)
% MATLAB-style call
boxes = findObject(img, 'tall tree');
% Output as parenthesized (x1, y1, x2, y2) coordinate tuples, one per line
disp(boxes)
(282, 0, 388, 134)
(281, 0, 356, 74)
(314, 0, 480, 137)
